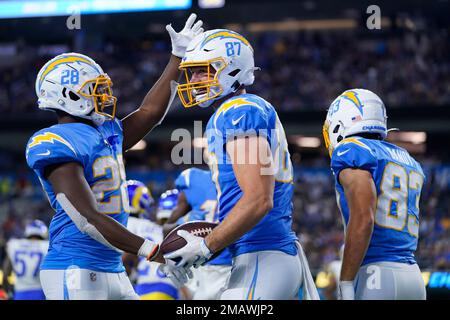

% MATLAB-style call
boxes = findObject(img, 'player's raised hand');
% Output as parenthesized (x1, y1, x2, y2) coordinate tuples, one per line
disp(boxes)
(164, 230, 212, 268)
(166, 13, 204, 58)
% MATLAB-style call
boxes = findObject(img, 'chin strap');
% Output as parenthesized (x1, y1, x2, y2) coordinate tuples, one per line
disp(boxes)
(91, 113, 106, 126)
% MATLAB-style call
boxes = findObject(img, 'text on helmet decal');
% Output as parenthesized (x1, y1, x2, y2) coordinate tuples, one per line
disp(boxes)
(362, 125, 385, 131)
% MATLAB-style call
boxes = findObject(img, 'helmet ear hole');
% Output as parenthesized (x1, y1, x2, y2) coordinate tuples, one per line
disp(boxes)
(68, 91, 80, 101)
(337, 135, 343, 143)
(228, 69, 241, 77)
(333, 124, 340, 134)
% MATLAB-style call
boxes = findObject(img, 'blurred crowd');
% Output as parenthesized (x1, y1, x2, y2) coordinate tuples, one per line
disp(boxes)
(0, 24, 449, 116)
(1, 159, 449, 274)
(0, 13, 449, 278)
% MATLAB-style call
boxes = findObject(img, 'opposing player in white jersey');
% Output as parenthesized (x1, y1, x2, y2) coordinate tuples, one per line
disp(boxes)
(123, 181, 183, 299)
(25, 14, 203, 299)
(323, 89, 426, 300)
(2, 220, 49, 300)
(165, 29, 319, 300)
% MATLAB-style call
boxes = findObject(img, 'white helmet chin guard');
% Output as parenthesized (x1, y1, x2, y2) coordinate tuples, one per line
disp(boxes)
(177, 29, 258, 108)
(323, 89, 388, 156)
(35, 52, 117, 126)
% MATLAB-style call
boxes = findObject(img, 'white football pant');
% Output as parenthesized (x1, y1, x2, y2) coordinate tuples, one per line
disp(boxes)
(355, 261, 426, 300)
(219, 242, 319, 300)
(40, 268, 139, 300)
(192, 264, 232, 300)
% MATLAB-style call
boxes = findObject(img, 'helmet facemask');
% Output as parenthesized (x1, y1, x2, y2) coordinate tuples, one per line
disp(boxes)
(323, 119, 345, 157)
(177, 58, 227, 108)
(78, 74, 117, 120)
(322, 120, 332, 157)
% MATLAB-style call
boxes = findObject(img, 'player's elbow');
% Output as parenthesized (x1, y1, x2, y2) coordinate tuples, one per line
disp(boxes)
(353, 211, 374, 233)
(256, 195, 273, 216)
(83, 210, 104, 229)
(242, 187, 273, 217)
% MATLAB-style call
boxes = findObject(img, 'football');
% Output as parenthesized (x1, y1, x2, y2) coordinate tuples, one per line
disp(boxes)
(160, 221, 223, 262)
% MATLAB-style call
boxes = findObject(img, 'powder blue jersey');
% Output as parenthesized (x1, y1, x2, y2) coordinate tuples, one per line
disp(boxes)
(175, 168, 232, 266)
(25, 119, 129, 273)
(206, 93, 298, 257)
(331, 137, 425, 266)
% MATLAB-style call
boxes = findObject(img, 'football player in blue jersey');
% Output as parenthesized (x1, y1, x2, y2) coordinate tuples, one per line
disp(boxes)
(164, 29, 319, 300)
(24, 14, 203, 300)
(164, 167, 232, 300)
(322, 89, 426, 300)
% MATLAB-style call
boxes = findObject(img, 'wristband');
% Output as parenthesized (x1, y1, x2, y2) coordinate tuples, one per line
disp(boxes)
(200, 239, 213, 260)
(138, 239, 159, 260)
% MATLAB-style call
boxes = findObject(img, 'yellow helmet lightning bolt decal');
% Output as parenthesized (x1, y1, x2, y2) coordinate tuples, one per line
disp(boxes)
(201, 30, 252, 50)
(340, 90, 364, 116)
(38, 55, 96, 88)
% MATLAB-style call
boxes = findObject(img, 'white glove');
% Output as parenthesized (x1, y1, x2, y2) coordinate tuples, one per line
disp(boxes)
(166, 13, 204, 58)
(164, 230, 213, 268)
(158, 261, 193, 288)
(137, 239, 159, 261)
(338, 281, 355, 300)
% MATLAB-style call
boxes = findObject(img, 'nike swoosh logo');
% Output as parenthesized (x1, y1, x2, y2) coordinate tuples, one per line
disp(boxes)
(203, 48, 214, 52)
(232, 114, 245, 126)
(337, 149, 350, 157)
(37, 150, 51, 156)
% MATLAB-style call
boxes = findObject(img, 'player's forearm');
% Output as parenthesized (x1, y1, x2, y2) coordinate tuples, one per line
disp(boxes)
(340, 216, 373, 281)
(139, 55, 181, 115)
(339, 169, 376, 281)
(167, 206, 189, 224)
(87, 212, 146, 254)
(122, 55, 181, 150)
(167, 191, 191, 223)
(205, 192, 272, 253)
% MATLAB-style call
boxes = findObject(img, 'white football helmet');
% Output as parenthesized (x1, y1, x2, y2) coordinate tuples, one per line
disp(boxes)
(323, 89, 387, 156)
(24, 219, 48, 239)
(177, 29, 258, 108)
(35, 52, 116, 125)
